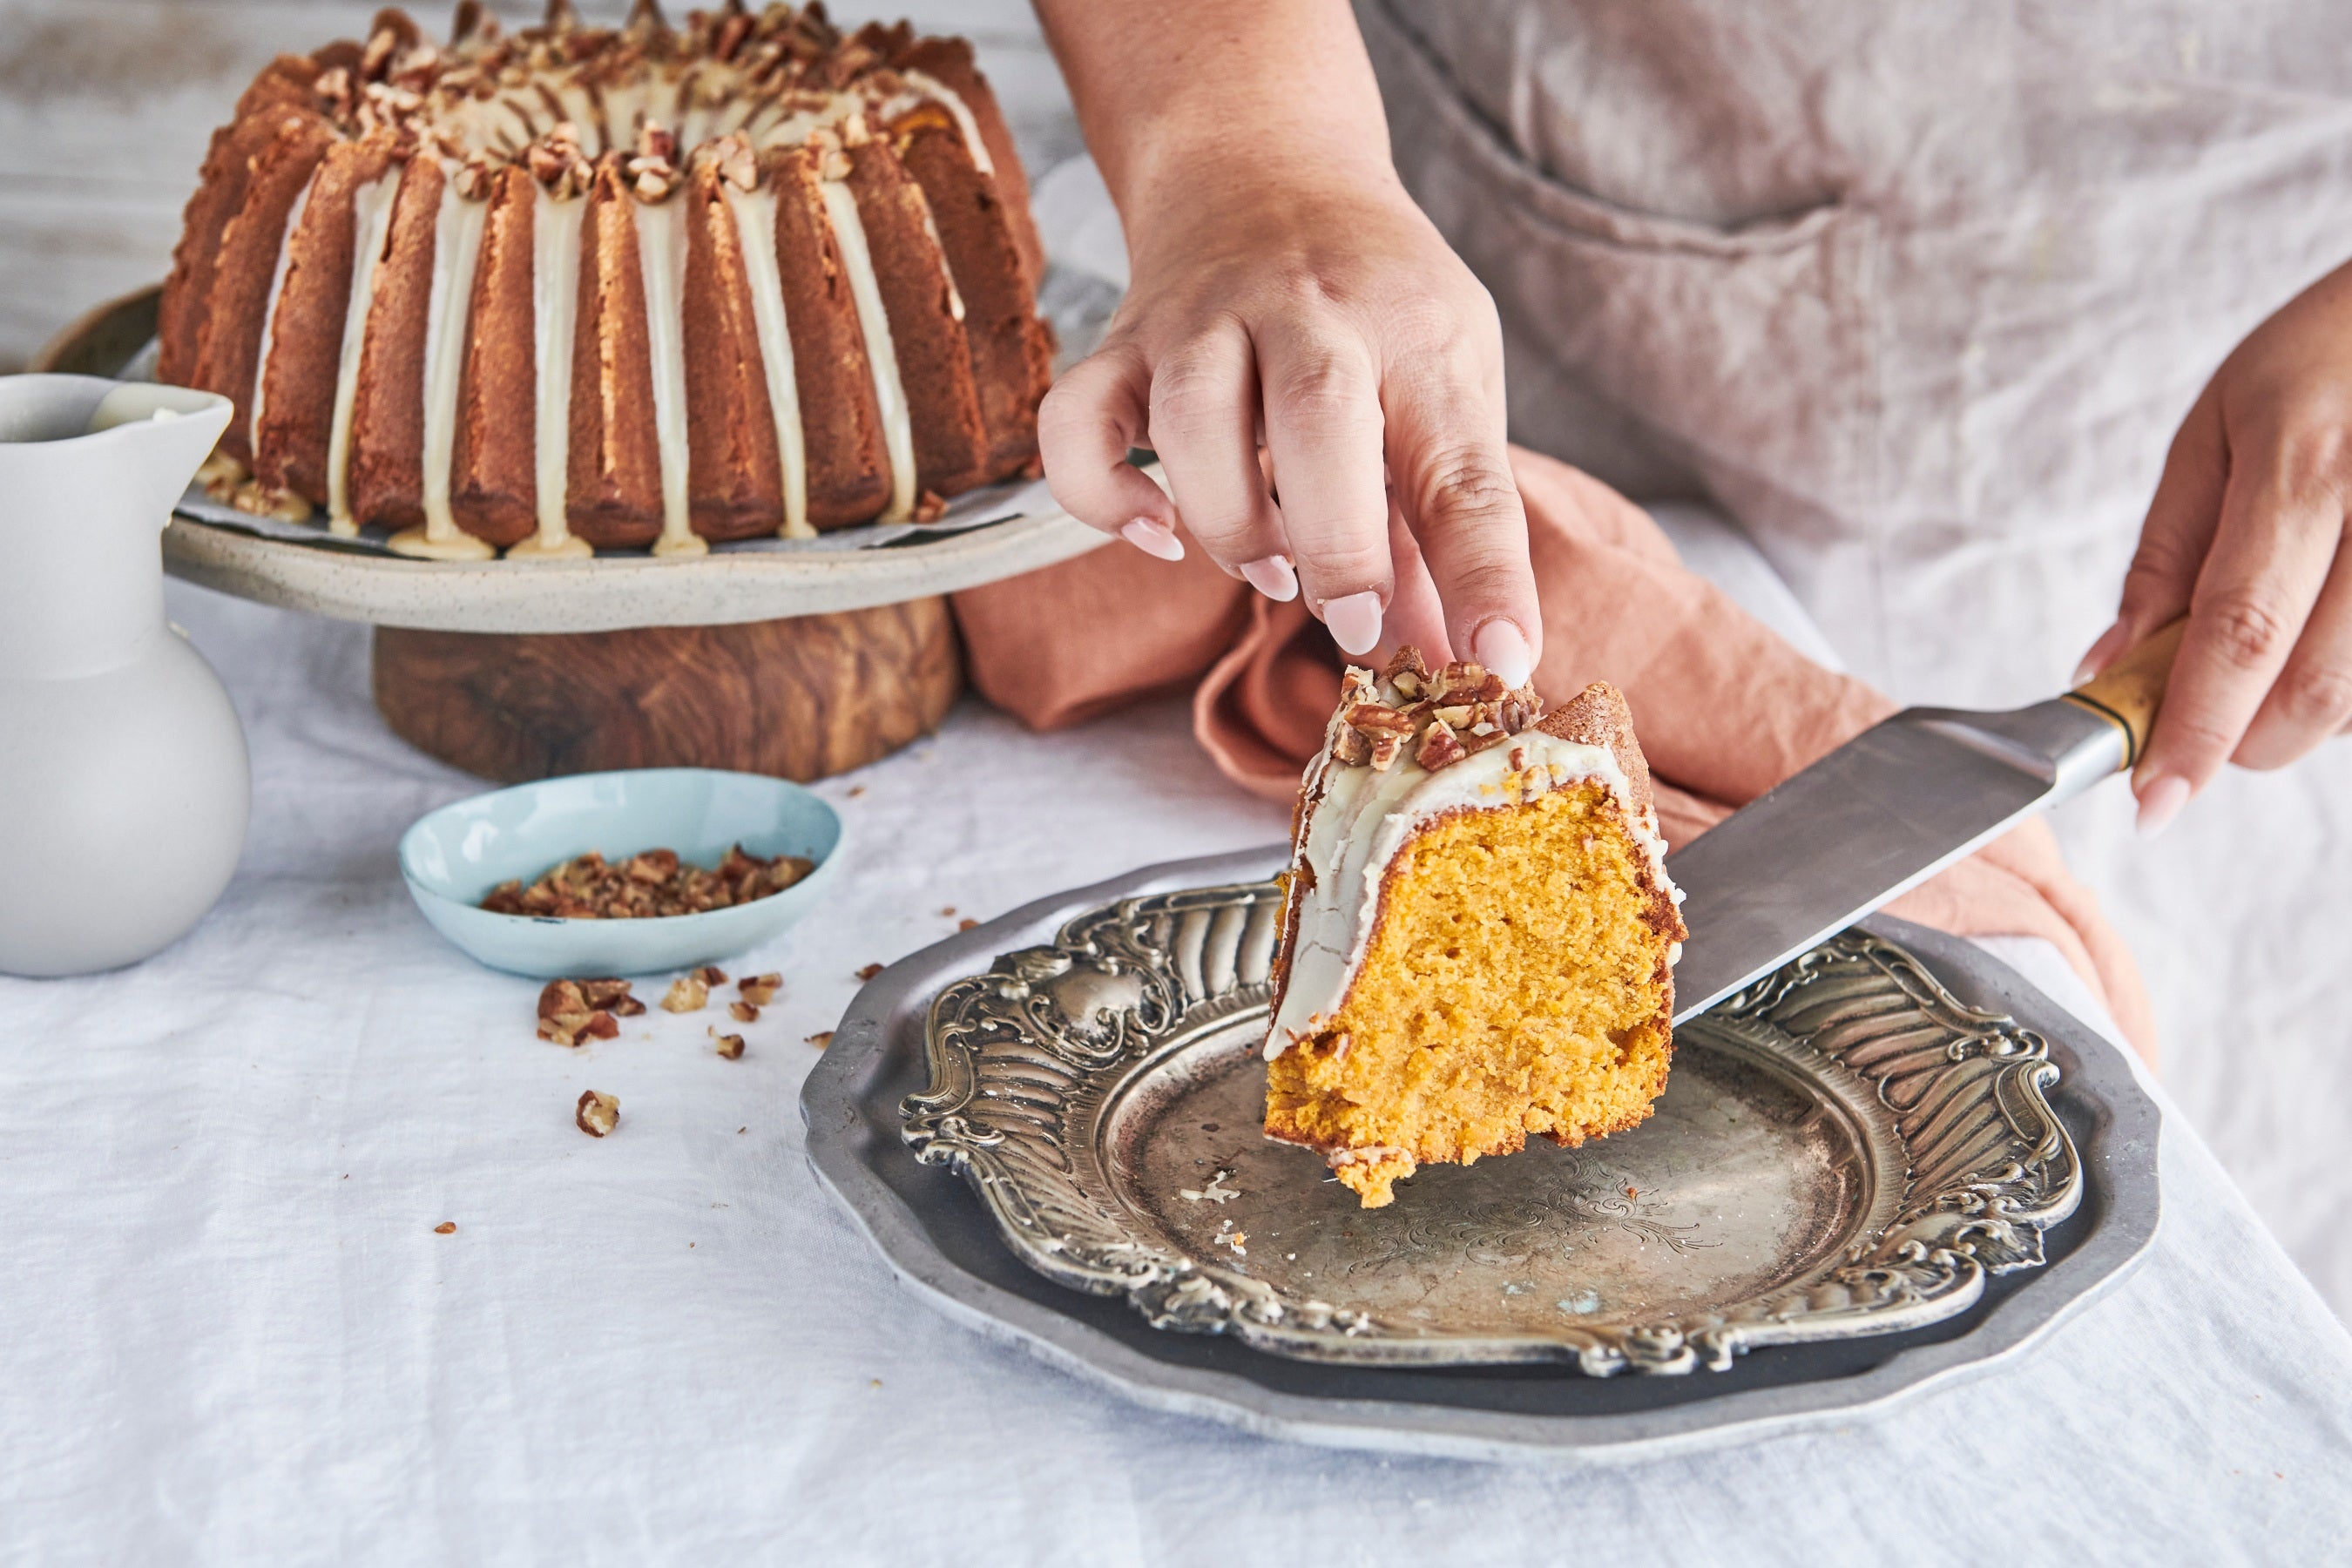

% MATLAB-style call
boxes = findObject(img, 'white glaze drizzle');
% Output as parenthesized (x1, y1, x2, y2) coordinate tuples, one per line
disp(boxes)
(509, 185, 592, 560)
(389, 166, 495, 559)
(899, 70, 994, 175)
(247, 166, 317, 463)
(910, 185, 964, 323)
(632, 195, 704, 556)
(326, 170, 401, 535)
(818, 178, 916, 523)
(723, 185, 813, 538)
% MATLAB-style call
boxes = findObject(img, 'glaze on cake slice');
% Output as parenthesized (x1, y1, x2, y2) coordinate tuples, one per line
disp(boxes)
(1263, 650, 1689, 1208)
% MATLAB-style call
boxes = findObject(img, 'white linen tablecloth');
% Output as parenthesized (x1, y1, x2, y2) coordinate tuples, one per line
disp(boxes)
(4, 580, 2351, 1566)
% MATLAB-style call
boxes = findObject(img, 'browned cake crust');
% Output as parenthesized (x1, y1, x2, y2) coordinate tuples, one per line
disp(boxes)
(253, 135, 397, 499)
(893, 116, 1054, 482)
(681, 159, 787, 542)
(158, 55, 328, 387)
(887, 32, 1045, 286)
(566, 153, 664, 551)
(161, 3, 1051, 548)
(190, 113, 333, 465)
(767, 144, 894, 529)
(449, 164, 539, 546)
(842, 131, 989, 499)
(346, 152, 443, 531)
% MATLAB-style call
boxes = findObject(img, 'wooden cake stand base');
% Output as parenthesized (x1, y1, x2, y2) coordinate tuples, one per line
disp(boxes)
(373, 598, 962, 784)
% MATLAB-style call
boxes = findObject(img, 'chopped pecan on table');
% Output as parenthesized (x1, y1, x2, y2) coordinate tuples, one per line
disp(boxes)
(728, 1001, 760, 1024)
(738, 972, 781, 1006)
(806, 1031, 834, 1050)
(575, 1091, 619, 1138)
(661, 973, 709, 1013)
(855, 963, 884, 982)
(713, 1032, 747, 1060)
(480, 844, 815, 920)
(537, 978, 621, 1046)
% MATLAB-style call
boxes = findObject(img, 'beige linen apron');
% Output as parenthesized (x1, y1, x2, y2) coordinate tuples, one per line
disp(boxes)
(1363, 0, 2352, 705)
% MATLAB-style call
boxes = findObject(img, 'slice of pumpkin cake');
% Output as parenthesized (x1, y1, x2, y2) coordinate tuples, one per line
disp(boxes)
(1263, 649, 1687, 1207)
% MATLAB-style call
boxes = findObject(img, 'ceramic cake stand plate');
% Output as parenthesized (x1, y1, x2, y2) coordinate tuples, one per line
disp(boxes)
(801, 848, 2163, 1464)
(35, 285, 1111, 633)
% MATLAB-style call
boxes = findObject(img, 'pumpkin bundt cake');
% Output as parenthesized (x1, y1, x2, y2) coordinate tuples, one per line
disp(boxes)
(159, 0, 1052, 559)
(1263, 651, 1688, 1208)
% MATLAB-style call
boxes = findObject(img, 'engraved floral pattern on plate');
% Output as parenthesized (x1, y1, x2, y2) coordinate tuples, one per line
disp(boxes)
(902, 880, 2080, 1375)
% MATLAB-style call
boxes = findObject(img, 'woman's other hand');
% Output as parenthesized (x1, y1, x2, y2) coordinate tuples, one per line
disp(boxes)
(1031, 0, 1539, 685)
(2082, 260, 2352, 832)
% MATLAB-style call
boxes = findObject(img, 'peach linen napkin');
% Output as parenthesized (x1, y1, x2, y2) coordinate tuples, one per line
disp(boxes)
(953, 447, 2157, 1057)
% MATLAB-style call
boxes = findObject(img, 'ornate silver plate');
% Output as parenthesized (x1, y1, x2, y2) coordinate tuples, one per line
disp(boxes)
(803, 848, 2160, 1462)
(902, 879, 2081, 1375)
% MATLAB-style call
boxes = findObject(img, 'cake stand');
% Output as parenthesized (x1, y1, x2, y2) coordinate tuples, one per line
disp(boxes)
(34, 287, 1112, 782)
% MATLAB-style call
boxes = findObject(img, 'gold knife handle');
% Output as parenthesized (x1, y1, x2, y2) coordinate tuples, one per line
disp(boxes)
(2062, 618, 2186, 771)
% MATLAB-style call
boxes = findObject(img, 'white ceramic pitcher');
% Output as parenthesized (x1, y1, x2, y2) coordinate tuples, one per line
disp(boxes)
(0, 375, 250, 977)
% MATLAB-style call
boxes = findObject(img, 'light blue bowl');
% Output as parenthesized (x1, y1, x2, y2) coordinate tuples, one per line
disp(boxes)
(398, 768, 843, 979)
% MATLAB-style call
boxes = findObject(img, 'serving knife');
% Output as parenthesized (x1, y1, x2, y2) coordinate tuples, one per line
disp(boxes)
(1665, 621, 2184, 1023)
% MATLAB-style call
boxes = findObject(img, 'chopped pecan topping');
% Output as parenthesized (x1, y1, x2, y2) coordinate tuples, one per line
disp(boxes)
(1326, 647, 1550, 772)
(1383, 647, 1430, 696)
(453, 150, 500, 200)
(738, 973, 781, 1006)
(729, 1001, 760, 1024)
(713, 1032, 747, 1060)
(575, 1091, 619, 1138)
(526, 124, 593, 199)
(1346, 703, 1416, 738)
(662, 974, 709, 1013)
(706, 131, 758, 192)
(1414, 719, 1468, 771)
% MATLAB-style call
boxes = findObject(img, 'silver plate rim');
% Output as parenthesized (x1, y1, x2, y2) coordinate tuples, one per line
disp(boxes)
(801, 847, 2164, 1465)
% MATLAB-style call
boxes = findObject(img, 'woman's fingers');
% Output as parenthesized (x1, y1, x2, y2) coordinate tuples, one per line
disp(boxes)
(1145, 321, 1288, 579)
(1380, 325, 1538, 687)
(1255, 314, 1394, 655)
(1376, 491, 1454, 668)
(2135, 451, 2342, 828)
(2234, 528, 2352, 767)
(1037, 343, 1185, 558)
(2083, 387, 2228, 681)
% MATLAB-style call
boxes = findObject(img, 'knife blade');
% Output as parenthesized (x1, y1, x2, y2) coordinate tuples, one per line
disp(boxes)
(1665, 621, 2182, 1024)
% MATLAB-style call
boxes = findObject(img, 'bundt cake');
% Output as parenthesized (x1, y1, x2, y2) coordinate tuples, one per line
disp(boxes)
(159, 0, 1053, 559)
(1263, 650, 1688, 1208)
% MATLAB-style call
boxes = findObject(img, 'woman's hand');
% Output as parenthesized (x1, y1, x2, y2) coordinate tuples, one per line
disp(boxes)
(2082, 260, 2352, 832)
(1031, 0, 1539, 685)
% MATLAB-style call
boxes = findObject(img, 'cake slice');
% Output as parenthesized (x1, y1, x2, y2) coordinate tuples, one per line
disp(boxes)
(1263, 650, 1688, 1207)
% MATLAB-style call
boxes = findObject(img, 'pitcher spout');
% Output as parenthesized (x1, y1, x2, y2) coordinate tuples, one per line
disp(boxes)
(0, 375, 233, 680)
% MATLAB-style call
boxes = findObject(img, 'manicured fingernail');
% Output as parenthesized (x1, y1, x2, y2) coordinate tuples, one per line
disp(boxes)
(1119, 518, 1185, 563)
(2072, 618, 2130, 687)
(1473, 620, 1535, 689)
(1322, 591, 1383, 656)
(1239, 555, 1298, 602)
(2136, 774, 2191, 838)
